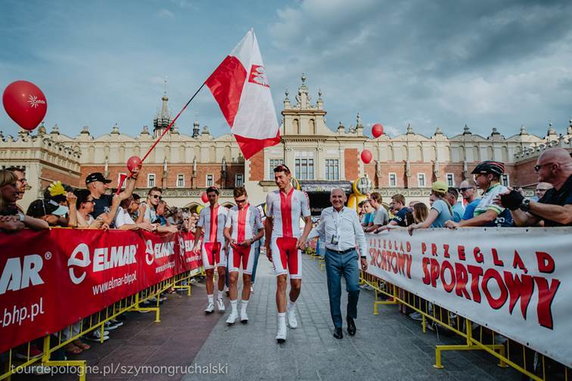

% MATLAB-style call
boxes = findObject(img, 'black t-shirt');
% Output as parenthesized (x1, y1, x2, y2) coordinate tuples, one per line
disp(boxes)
(90, 194, 113, 219)
(390, 207, 410, 227)
(538, 175, 572, 227)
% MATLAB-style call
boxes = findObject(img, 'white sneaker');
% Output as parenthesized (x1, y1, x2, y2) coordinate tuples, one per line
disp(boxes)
(216, 298, 225, 312)
(287, 309, 298, 329)
(226, 311, 238, 325)
(204, 302, 215, 313)
(276, 320, 287, 343)
(240, 309, 249, 324)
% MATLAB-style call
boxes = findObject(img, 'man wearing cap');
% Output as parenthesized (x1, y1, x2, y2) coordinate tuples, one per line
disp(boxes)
(85, 170, 138, 225)
(445, 161, 513, 228)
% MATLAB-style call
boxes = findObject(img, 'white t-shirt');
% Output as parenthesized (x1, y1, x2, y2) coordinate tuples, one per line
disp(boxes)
(115, 207, 135, 228)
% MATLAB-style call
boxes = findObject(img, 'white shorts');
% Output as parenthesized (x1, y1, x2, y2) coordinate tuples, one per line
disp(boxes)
(271, 236, 302, 279)
(228, 244, 256, 275)
(201, 242, 228, 270)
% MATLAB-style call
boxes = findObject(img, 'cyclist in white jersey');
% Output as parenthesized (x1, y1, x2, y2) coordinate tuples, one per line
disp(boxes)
(193, 187, 228, 313)
(265, 164, 312, 343)
(223, 187, 264, 325)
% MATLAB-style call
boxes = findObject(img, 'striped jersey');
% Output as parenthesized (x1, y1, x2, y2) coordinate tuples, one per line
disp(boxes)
(266, 188, 311, 238)
(197, 204, 228, 243)
(225, 204, 263, 241)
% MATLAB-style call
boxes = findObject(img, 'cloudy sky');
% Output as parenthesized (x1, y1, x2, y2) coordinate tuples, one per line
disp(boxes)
(1, 0, 571, 140)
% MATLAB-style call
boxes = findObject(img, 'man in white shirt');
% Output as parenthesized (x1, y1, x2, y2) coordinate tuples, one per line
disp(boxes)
(309, 188, 368, 339)
(265, 164, 312, 343)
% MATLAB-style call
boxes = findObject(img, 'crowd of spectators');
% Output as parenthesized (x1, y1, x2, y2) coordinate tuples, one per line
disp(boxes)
(355, 148, 572, 234)
(0, 167, 204, 359)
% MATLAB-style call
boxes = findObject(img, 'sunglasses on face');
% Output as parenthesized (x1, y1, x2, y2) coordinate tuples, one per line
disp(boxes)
(235, 198, 247, 204)
(152, 195, 162, 200)
(534, 163, 554, 172)
(459, 187, 474, 192)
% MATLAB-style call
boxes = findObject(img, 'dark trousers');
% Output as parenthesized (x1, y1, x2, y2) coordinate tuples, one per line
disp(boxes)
(325, 249, 360, 328)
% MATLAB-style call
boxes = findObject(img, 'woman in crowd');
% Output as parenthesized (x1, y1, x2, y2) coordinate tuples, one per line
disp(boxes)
(408, 181, 453, 233)
(74, 189, 107, 229)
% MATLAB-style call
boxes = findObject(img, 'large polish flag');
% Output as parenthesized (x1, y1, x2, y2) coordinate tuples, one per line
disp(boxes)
(206, 29, 280, 159)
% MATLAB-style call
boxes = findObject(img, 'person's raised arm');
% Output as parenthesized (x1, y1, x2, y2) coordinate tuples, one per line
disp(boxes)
(118, 167, 139, 201)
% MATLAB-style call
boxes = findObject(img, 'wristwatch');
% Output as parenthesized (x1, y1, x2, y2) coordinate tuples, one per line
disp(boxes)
(519, 198, 531, 212)
(17, 212, 25, 222)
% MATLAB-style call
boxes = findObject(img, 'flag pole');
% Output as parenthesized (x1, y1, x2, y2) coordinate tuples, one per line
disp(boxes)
(116, 82, 206, 194)
(140, 82, 206, 163)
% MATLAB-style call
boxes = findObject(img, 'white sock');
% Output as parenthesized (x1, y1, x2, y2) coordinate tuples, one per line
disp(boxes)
(230, 300, 238, 312)
(240, 300, 248, 312)
(208, 294, 214, 304)
(217, 290, 224, 299)
(287, 300, 296, 312)
(278, 312, 286, 325)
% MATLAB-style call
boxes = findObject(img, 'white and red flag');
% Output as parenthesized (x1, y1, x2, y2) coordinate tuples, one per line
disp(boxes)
(206, 29, 280, 159)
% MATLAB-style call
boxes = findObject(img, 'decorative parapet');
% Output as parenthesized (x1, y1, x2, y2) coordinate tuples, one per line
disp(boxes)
(136, 188, 235, 198)
(513, 136, 572, 161)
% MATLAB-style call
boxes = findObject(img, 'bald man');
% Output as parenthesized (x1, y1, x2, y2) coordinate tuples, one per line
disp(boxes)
(499, 148, 572, 226)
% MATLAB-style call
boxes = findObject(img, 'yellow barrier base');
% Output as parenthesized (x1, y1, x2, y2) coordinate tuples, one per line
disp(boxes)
(434, 343, 507, 369)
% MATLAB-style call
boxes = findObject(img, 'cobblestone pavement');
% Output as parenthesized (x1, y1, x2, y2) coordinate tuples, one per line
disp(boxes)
(33, 254, 521, 381)
(186, 255, 521, 381)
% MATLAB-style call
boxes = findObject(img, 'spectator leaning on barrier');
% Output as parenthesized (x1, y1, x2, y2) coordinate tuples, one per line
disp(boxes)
(74, 189, 105, 228)
(364, 192, 388, 232)
(445, 188, 464, 222)
(375, 194, 409, 232)
(445, 161, 513, 228)
(532, 182, 553, 201)
(45, 181, 78, 228)
(115, 196, 155, 231)
(0, 169, 48, 231)
(86, 169, 139, 225)
(412, 202, 429, 224)
(142, 187, 162, 224)
(459, 180, 480, 220)
(498, 148, 572, 227)
(5, 166, 27, 210)
(408, 181, 453, 233)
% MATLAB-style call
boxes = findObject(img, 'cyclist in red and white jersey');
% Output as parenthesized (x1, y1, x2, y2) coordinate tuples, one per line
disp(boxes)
(265, 164, 312, 343)
(193, 186, 228, 313)
(223, 187, 264, 325)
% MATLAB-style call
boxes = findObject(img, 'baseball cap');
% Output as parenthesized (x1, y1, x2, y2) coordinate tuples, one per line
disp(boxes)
(85, 172, 112, 185)
(27, 199, 69, 218)
(471, 161, 505, 176)
(432, 181, 448, 193)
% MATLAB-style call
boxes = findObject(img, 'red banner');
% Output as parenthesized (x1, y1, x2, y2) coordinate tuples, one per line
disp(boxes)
(0, 229, 202, 354)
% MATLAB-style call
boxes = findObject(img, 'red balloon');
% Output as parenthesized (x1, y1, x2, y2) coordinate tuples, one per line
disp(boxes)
(372, 123, 384, 138)
(361, 149, 373, 164)
(201, 192, 209, 203)
(126, 155, 142, 172)
(2, 80, 47, 131)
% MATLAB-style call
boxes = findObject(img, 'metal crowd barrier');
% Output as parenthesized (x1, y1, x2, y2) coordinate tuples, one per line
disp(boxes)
(360, 272, 570, 381)
(0, 269, 201, 381)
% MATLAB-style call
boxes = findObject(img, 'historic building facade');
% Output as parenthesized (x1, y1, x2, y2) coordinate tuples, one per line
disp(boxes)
(2, 75, 571, 213)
